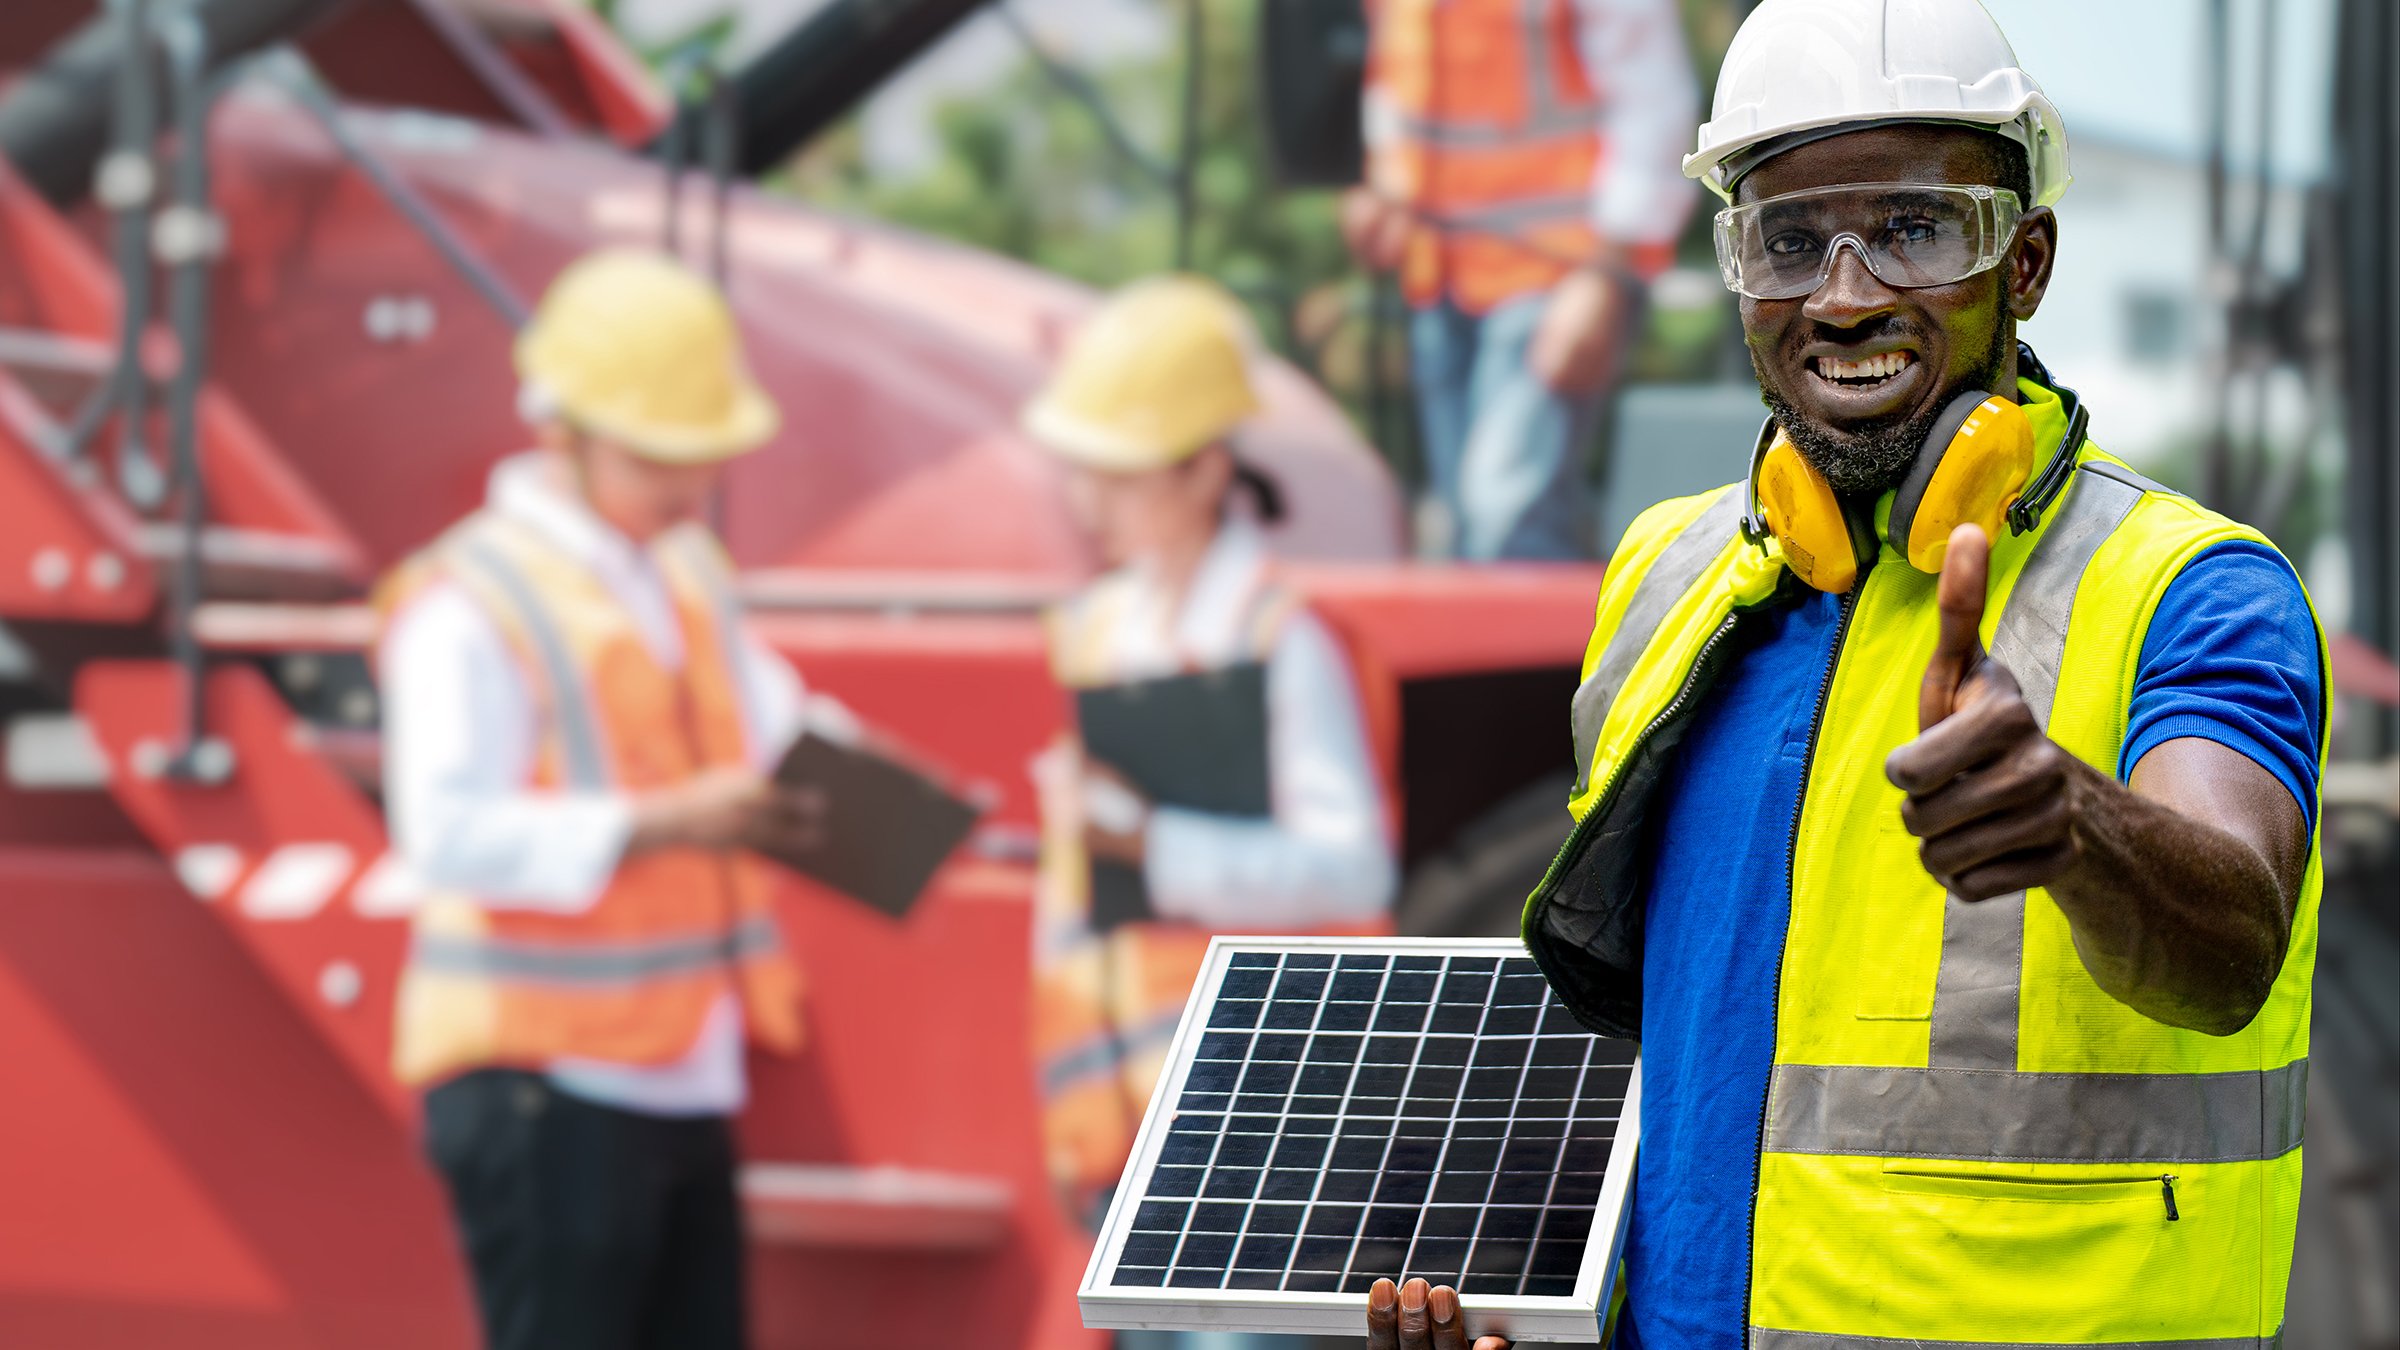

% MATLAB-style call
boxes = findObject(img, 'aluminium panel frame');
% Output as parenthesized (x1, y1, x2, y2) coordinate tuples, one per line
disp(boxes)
(1077, 936, 1643, 1343)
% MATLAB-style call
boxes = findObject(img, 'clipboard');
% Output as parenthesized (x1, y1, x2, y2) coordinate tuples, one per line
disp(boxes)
(1074, 662, 1271, 930)
(768, 732, 982, 920)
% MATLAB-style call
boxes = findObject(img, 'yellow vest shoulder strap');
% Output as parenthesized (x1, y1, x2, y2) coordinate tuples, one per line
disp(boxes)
(1569, 485, 1748, 799)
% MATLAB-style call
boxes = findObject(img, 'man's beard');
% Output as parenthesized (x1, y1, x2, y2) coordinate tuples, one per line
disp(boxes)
(1756, 323, 2011, 496)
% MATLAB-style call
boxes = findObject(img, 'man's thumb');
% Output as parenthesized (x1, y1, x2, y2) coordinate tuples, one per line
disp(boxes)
(1919, 524, 1992, 731)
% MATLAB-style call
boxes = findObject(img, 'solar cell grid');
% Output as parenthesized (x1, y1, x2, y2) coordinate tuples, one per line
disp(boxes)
(1099, 944, 1636, 1308)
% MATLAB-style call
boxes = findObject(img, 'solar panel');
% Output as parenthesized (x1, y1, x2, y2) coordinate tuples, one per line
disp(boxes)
(1079, 938, 1641, 1343)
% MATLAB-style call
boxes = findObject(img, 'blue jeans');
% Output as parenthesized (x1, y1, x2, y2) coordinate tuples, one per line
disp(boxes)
(1409, 291, 1614, 561)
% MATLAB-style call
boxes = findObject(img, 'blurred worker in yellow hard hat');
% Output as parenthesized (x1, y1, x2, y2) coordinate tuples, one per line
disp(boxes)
(375, 248, 819, 1350)
(1022, 278, 1400, 1349)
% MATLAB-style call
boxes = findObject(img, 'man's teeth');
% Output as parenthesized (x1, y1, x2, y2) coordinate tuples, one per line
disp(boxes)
(1816, 352, 1915, 381)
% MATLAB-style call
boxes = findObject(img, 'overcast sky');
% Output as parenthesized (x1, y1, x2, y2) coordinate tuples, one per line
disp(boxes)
(1982, 0, 2338, 178)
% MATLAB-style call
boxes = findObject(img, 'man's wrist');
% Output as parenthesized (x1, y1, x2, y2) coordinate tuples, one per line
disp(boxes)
(2036, 753, 2166, 975)
(2039, 754, 2111, 893)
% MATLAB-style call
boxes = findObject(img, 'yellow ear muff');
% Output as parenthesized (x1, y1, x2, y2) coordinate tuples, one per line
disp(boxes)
(1889, 394, 2035, 574)
(1757, 434, 1858, 593)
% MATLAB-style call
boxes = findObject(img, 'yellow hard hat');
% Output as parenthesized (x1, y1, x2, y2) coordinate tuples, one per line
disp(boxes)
(514, 248, 779, 464)
(1022, 275, 1263, 472)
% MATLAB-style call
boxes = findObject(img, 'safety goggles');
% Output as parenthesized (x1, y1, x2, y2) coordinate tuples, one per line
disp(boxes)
(1713, 182, 2024, 301)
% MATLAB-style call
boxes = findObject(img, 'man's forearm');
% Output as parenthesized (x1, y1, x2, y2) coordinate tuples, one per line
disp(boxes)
(2044, 756, 2292, 1036)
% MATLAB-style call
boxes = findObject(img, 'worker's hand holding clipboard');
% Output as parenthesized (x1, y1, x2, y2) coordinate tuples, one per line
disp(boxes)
(764, 728, 984, 920)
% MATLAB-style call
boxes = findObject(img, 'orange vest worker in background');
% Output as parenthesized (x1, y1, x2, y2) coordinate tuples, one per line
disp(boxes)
(1022, 280, 1399, 1350)
(377, 249, 819, 1350)
(1346, 0, 1699, 561)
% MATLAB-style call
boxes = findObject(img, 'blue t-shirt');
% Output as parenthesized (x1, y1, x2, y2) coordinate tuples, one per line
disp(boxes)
(1616, 540, 2321, 1350)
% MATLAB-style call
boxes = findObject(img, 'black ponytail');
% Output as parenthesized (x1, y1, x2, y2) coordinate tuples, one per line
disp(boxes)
(1232, 460, 1287, 525)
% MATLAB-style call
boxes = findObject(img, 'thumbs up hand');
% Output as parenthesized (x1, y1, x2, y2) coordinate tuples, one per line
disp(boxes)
(1917, 523, 2001, 730)
(1886, 525, 2087, 901)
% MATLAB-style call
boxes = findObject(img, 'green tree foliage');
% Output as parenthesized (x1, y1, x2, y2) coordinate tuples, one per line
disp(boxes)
(784, 0, 1421, 456)
(788, 1, 1345, 329)
(726, 1, 1753, 464)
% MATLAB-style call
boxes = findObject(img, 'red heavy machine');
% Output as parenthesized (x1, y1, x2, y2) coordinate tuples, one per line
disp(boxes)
(0, 2, 1602, 1346)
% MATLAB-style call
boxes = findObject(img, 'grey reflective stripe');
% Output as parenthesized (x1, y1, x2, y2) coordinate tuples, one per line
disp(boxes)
(454, 536, 612, 791)
(1039, 1006, 1184, 1098)
(1768, 1059, 2308, 1164)
(2079, 458, 2178, 497)
(1436, 193, 1595, 233)
(662, 530, 760, 749)
(412, 915, 780, 987)
(1517, 0, 1592, 126)
(1397, 0, 1598, 146)
(1923, 883, 2023, 1069)
(1393, 108, 1595, 147)
(1987, 465, 2147, 727)
(1927, 465, 2146, 1069)
(1752, 1327, 2282, 1350)
(1570, 488, 1745, 795)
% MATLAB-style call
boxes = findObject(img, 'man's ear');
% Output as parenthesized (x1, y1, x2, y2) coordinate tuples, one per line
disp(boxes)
(2007, 207, 2058, 322)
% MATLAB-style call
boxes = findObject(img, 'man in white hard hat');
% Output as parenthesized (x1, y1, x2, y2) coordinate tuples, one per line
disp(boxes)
(1368, 2, 2323, 1347)
(1022, 278, 1398, 1350)
(378, 248, 822, 1350)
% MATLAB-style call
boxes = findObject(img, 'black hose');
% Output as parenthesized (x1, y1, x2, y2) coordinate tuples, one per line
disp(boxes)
(53, 0, 158, 483)
(0, 0, 352, 206)
(158, 10, 216, 771)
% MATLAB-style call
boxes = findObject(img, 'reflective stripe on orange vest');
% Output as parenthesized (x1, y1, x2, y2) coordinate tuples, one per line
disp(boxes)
(1370, 0, 1668, 311)
(411, 914, 783, 985)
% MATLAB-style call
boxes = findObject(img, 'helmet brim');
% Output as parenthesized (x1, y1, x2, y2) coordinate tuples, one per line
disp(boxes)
(571, 381, 782, 465)
(1021, 395, 1241, 474)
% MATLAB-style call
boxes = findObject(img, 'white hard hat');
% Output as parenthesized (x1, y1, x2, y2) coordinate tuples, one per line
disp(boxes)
(1686, 0, 2070, 207)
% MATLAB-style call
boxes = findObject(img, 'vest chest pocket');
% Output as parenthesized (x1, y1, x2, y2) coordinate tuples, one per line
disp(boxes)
(1870, 1164, 2193, 1320)
(1851, 818, 1943, 1022)
(1879, 1164, 2174, 1210)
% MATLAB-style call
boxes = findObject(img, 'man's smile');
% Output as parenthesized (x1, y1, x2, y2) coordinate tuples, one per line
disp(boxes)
(1801, 343, 1927, 423)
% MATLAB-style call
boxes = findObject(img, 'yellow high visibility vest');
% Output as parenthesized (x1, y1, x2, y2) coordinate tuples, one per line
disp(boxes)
(1525, 379, 2323, 1346)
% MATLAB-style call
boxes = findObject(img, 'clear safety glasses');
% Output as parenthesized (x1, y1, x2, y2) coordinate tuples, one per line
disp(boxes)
(1713, 182, 2024, 301)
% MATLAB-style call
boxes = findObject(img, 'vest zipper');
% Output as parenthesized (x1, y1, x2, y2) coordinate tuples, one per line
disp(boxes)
(1741, 581, 1861, 1349)
(1526, 605, 1758, 1029)
(1547, 614, 1748, 885)
(2161, 1174, 2180, 1221)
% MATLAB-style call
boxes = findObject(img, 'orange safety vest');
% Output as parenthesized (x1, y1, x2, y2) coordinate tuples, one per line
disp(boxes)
(1367, 0, 1673, 312)
(378, 509, 804, 1088)
(1031, 571, 1391, 1200)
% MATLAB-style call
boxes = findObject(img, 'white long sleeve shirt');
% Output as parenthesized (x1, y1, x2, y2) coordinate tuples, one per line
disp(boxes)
(1363, 0, 1702, 248)
(1074, 518, 1398, 928)
(378, 452, 806, 1117)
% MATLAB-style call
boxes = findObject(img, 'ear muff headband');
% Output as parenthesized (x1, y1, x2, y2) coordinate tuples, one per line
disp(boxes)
(2006, 341, 2090, 534)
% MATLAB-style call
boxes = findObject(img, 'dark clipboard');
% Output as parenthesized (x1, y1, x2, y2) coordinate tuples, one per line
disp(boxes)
(768, 733, 982, 920)
(1074, 662, 1271, 930)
